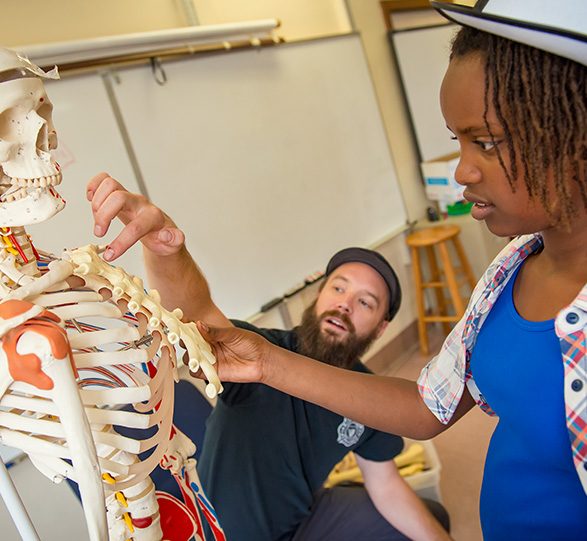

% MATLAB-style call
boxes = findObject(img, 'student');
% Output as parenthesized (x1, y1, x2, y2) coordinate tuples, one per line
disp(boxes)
(176, 1, 587, 539)
(88, 178, 451, 540)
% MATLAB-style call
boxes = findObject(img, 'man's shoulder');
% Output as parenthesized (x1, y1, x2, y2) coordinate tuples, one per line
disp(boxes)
(230, 319, 297, 352)
(350, 360, 373, 375)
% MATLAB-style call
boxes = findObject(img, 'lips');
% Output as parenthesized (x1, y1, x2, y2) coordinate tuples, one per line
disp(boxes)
(464, 190, 494, 221)
(323, 316, 347, 332)
(319, 310, 356, 337)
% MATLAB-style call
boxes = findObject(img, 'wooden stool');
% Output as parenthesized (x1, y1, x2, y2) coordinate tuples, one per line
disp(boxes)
(406, 224, 476, 355)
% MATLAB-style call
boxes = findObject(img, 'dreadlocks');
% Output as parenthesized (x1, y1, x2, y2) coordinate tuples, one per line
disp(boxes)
(450, 26, 587, 227)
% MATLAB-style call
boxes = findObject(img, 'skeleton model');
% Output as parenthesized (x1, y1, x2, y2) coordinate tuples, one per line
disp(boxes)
(0, 47, 225, 541)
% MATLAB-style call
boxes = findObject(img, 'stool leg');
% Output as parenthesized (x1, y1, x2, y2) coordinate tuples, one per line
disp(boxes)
(451, 236, 477, 290)
(426, 245, 451, 334)
(437, 241, 466, 318)
(410, 245, 429, 356)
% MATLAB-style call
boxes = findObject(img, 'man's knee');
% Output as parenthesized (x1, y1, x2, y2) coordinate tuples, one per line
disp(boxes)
(422, 498, 451, 533)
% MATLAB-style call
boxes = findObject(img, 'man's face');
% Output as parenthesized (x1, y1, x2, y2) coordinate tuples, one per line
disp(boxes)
(296, 262, 389, 368)
(315, 262, 389, 341)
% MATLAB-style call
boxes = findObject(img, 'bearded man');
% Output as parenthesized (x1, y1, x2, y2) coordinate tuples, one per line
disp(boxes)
(87, 173, 451, 541)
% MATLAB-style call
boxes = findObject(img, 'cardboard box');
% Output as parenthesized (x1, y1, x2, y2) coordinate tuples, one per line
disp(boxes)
(421, 151, 464, 203)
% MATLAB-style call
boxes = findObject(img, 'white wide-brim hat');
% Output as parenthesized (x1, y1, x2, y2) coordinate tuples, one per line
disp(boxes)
(430, 0, 587, 66)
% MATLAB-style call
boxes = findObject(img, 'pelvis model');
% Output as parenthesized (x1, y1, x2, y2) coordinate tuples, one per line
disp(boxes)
(0, 46, 224, 541)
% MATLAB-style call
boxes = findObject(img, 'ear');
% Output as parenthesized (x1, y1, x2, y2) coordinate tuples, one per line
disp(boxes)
(375, 320, 388, 340)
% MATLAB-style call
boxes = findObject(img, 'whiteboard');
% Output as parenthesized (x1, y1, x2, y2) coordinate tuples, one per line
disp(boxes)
(26, 72, 147, 280)
(108, 34, 407, 319)
(390, 24, 460, 162)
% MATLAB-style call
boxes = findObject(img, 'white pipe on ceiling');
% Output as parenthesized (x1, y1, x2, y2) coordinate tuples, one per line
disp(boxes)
(16, 19, 280, 66)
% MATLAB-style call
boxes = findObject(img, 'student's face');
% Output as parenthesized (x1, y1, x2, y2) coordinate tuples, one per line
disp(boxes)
(440, 52, 553, 237)
(314, 262, 389, 342)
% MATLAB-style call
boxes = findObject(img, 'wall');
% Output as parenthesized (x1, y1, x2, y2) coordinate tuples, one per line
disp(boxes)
(1, 1, 502, 365)
(2, 0, 352, 46)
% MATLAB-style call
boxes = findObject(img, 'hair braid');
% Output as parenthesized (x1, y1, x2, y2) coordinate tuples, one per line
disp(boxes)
(450, 26, 587, 227)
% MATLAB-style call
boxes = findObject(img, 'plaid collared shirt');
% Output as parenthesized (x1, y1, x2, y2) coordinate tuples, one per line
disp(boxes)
(417, 233, 587, 494)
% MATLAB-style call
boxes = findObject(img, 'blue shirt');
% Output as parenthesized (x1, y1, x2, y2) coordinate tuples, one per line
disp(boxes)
(470, 263, 587, 539)
(418, 233, 587, 498)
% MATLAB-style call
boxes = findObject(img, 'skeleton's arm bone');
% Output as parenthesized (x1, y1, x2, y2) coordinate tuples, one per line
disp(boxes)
(21, 328, 107, 541)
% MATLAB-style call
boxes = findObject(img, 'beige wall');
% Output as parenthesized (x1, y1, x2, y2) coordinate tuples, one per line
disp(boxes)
(2, 0, 351, 46)
(346, 0, 430, 223)
(3, 1, 496, 357)
(2, 0, 189, 46)
(2, 0, 428, 226)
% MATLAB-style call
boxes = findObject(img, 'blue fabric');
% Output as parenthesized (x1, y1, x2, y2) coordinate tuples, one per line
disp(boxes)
(470, 264, 587, 540)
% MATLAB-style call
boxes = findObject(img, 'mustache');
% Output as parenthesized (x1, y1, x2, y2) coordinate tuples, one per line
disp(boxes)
(319, 309, 356, 334)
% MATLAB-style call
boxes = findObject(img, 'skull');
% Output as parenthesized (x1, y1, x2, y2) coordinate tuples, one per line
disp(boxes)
(0, 47, 64, 227)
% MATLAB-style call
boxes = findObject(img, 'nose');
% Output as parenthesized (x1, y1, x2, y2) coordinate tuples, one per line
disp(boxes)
(336, 294, 352, 314)
(454, 151, 482, 186)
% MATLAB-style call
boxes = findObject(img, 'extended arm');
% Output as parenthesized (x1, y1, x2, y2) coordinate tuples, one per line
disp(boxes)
(87, 172, 230, 327)
(356, 455, 452, 541)
(195, 322, 476, 437)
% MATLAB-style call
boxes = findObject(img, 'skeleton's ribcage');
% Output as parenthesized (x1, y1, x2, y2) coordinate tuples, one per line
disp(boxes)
(0, 280, 174, 486)
(0, 250, 221, 540)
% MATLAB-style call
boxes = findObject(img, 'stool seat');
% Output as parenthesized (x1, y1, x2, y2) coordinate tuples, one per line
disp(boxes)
(406, 224, 475, 355)
(405, 224, 462, 247)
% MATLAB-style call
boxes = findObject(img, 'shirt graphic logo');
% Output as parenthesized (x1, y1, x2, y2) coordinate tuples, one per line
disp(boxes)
(337, 418, 364, 447)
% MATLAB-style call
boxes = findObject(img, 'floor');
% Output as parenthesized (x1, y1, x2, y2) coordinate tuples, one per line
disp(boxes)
(386, 326, 498, 541)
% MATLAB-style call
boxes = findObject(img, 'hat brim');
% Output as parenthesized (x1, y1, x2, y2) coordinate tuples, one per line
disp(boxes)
(430, 1, 587, 66)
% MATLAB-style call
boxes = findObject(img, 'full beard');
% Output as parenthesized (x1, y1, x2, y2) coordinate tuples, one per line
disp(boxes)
(295, 300, 379, 369)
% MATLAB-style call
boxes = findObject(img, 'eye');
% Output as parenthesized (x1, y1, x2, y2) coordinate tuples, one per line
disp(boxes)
(474, 140, 497, 152)
(359, 299, 372, 310)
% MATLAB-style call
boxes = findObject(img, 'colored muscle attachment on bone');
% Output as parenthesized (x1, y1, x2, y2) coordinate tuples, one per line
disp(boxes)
(1, 303, 73, 390)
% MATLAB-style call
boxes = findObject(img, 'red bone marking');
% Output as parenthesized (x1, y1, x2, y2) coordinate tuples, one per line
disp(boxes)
(132, 515, 154, 529)
(1, 302, 76, 390)
(156, 492, 197, 541)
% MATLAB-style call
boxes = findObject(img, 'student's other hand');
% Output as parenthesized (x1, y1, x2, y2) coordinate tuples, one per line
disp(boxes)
(191, 321, 270, 384)
(87, 172, 184, 261)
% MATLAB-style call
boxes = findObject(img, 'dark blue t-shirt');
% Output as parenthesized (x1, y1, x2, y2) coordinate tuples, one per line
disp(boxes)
(470, 264, 587, 540)
(197, 320, 404, 541)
